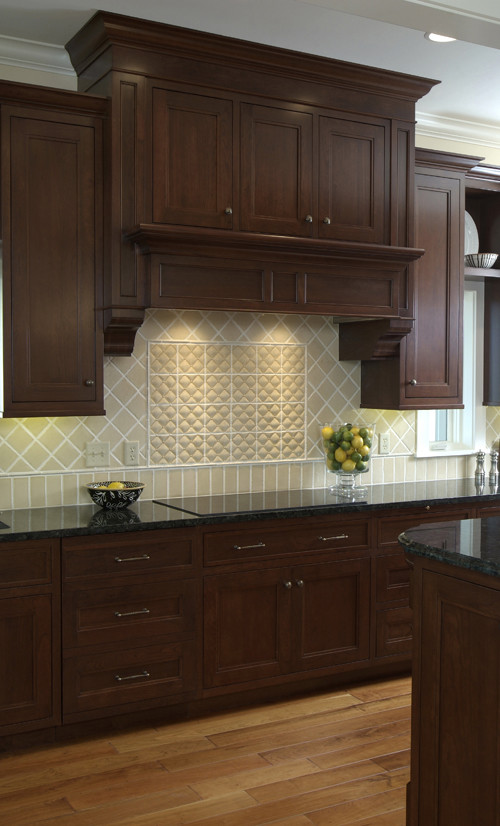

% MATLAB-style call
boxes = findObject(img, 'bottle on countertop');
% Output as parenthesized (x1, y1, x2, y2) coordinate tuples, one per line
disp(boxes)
(475, 449, 486, 488)
(489, 449, 499, 488)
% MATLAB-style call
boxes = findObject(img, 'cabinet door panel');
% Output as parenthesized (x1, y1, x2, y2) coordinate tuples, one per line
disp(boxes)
(292, 558, 371, 671)
(7, 113, 101, 409)
(404, 171, 462, 404)
(152, 88, 233, 228)
(319, 116, 387, 243)
(416, 571, 500, 826)
(203, 568, 291, 688)
(0, 595, 54, 728)
(240, 103, 313, 236)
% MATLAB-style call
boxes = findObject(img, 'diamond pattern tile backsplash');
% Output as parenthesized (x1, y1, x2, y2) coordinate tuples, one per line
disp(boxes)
(148, 342, 306, 465)
(0, 307, 496, 508)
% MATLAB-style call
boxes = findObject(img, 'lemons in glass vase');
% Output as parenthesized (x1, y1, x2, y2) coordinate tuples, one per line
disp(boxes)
(320, 422, 375, 494)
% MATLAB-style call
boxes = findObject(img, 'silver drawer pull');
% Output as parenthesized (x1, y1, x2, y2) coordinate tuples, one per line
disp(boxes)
(114, 554, 151, 563)
(114, 670, 150, 682)
(114, 608, 150, 618)
(232, 541, 266, 551)
(318, 534, 348, 541)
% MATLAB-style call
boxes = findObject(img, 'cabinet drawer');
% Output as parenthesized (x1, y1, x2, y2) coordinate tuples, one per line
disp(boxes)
(375, 606, 413, 658)
(375, 553, 411, 603)
(63, 640, 197, 715)
(377, 507, 473, 549)
(63, 529, 198, 580)
(203, 517, 370, 566)
(0, 540, 54, 588)
(63, 579, 199, 649)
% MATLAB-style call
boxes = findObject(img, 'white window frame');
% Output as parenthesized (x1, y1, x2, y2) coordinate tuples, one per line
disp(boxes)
(415, 281, 485, 457)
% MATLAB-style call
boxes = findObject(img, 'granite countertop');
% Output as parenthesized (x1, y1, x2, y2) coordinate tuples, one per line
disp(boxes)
(400, 516, 500, 578)
(1, 478, 499, 543)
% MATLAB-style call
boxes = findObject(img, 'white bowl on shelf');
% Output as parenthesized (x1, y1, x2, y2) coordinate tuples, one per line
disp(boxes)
(464, 253, 498, 268)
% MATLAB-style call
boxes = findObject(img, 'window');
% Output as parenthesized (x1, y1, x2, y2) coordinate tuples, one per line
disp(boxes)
(415, 281, 485, 456)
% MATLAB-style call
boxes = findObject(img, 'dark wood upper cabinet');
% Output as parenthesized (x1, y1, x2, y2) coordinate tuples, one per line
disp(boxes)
(151, 87, 233, 230)
(340, 148, 481, 409)
(0, 82, 107, 417)
(66, 10, 437, 355)
(239, 102, 314, 237)
(318, 115, 388, 244)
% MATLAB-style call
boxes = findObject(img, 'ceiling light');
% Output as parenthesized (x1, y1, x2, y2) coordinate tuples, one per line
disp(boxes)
(425, 32, 456, 43)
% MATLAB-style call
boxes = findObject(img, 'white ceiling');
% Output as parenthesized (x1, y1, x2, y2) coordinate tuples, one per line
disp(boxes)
(1, 0, 500, 146)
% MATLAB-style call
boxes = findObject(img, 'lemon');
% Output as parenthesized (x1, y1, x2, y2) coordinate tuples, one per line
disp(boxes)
(360, 444, 371, 457)
(108, 481, 126, 490)
(334, 447, 347, 463)
(321, 426, 334, 440)
(341, 458, 356, 472)
(351, 435, 364, 450)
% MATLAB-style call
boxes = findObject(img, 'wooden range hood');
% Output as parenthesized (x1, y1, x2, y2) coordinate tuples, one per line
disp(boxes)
(66, 11, 437, 356)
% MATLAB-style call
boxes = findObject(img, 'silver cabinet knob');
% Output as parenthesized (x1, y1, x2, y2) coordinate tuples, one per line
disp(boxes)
(323, 217, 331, 224)
(224, 207, 233, 215)
(84, 379, 95, 386)
(305, 214, 313, 223)
(295, 579, 304, 588)
(283, 580, 293, 589)
(409, 379, 417, 386)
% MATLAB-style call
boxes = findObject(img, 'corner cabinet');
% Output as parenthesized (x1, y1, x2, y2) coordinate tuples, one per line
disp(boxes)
(0, 82, 107, 417)
(339, 148, 482, 410)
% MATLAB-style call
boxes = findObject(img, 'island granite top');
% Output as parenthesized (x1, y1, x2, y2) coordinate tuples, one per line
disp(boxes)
(400, 515, 500, 578)
(1, 477, 500, 543)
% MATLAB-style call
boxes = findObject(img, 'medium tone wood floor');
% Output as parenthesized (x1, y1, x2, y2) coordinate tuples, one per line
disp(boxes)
(0, 675, 411, 825)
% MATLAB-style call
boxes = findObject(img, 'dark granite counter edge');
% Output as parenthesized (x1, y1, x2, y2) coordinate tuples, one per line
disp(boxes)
(399, 530, 500, 578)
(1, 484, 500, 542)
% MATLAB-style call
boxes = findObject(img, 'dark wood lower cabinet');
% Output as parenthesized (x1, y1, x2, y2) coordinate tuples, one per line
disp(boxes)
(0, 539, 60, 736)
(204, 557, 371, 689)
(0, 499, 495, 741)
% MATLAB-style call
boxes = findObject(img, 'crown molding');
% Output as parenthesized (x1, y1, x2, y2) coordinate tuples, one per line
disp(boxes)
(0, 34, 75, 76)
(416, 110, 500, 149)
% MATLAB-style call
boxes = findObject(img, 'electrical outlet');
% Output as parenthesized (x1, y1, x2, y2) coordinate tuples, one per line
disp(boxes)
(85, 441, 109, 467)
(379, 432, 390, 455)
(124, 441, 140, 466)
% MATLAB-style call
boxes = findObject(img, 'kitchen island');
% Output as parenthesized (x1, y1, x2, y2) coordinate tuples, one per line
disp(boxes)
(400, 517, 500, 826)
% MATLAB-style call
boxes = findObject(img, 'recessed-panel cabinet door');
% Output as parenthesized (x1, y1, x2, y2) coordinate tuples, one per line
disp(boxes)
(4, 108, 104, 415)
(240, 102, 313, 236)
(203, 568, 292, 688)
(318, 115, 388, 243)
(291, 558, 371, 671)
(152, 88, 233, 229)
(0, 595, 54, 730)
(404, 170, 462, 405)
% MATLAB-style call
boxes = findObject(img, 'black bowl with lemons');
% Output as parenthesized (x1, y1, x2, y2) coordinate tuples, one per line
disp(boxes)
(86, 481, 145, 510)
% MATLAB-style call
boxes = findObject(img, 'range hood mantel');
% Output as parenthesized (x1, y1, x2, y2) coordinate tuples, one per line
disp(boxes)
(127, 224, 424, 266)
(119, 224, 424, 353)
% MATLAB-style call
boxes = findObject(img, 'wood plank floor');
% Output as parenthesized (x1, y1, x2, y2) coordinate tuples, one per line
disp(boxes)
(0, 675, 411, 825)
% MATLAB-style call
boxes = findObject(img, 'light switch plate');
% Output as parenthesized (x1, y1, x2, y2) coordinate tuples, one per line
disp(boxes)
(85, 441, 110, 467)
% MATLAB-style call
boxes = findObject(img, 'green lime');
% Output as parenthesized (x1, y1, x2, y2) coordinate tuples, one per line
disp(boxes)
(351, 451, 362, 463)
(356, 460, 367, 471)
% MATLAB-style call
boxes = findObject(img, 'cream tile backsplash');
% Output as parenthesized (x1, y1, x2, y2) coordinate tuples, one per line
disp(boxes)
(0, 308, 494, 509)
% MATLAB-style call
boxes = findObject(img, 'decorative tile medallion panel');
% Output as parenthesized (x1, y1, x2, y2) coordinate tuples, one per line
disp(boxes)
(149, 342, 306, 465)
